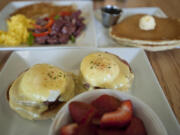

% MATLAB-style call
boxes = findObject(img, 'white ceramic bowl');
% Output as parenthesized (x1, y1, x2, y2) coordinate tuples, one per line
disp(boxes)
(49, 89, 168, 135)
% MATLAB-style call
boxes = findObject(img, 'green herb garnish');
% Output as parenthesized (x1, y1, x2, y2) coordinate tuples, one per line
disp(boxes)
(54, 15, 60, 20)
(70, 35, 75, 43)
(27, 32, 34, 46)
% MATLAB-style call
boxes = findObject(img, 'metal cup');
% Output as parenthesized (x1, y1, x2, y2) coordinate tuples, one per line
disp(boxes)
(101, 5, 122, 27)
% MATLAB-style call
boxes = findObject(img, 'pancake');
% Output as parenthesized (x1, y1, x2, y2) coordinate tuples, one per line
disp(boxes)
(8, 64, 75, 120)
(80, 52, 134, 91)
(110, 14, 180, 51)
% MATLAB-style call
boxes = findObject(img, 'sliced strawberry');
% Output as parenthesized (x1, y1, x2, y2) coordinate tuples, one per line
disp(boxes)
(92, 117, 101, 125)
(69, 101, 96, 124)
(126, 117, 147, 135)
(60, 123, 78, 135)
(97, 129, 126, 135)
(100, 100, 133, 128)
(77, 124, 97, 135)
(91, 94, 121, 116)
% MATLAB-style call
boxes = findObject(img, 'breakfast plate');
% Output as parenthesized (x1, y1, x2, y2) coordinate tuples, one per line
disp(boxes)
(0, 1, 96, 50)
(95, 7, 180, 50)
(0, 48, 180, 135)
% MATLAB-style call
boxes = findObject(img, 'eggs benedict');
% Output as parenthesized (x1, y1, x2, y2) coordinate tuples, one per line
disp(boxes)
(8, 64, 75, 120)
(80, 52, 134, 91)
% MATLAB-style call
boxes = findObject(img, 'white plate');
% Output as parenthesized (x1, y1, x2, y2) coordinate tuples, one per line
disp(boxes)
(0, 1, 96, 50)
(95, 7, 178, 49)
(0, 48, 180, 135)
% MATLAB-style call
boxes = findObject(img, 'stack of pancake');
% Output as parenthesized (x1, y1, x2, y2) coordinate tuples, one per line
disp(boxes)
(109, 14, 180, 51)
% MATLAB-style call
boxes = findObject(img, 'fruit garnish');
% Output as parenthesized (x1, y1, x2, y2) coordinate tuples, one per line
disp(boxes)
(100, 100, 133, 128)
(59, 95, 147, 135)
(91, 94, 121, 116)
(60, 123, 78, 135)
(69, 101, 96, 124)
(126, 117, 147, 135)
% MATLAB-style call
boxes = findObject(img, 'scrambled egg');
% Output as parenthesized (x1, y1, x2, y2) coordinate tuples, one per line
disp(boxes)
(0, 14, 34, 46)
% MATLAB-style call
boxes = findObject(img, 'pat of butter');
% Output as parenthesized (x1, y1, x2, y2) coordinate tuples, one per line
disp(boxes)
(47, 90, 61, 102)
(139, 15, 156, 30)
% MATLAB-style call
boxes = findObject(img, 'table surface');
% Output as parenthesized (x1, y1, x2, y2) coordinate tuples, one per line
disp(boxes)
(0, 0, 180, 123)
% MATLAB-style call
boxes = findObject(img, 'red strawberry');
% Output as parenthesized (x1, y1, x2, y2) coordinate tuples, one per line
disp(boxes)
(77, 124, 97, 135)
(91, 94, 121, 116)
(97, 129, 126, 135)
(100, 100, 133, 128)
(60, 123, 78, 135)
(126, 117, 147, 135)
(92, 117, 101, 125)
(69, 101, 96, 124)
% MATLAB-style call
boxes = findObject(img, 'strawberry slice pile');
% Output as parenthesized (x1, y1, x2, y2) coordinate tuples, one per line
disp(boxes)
(100, 100, 133, 128)
(69, 101, 97, 124)
(60, 94, 147, 135)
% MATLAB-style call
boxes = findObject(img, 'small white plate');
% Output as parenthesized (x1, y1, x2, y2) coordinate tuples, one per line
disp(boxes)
(0, 48, 180, 135)
(0, 1, 96, 50)
(49, 90, 167, 135)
